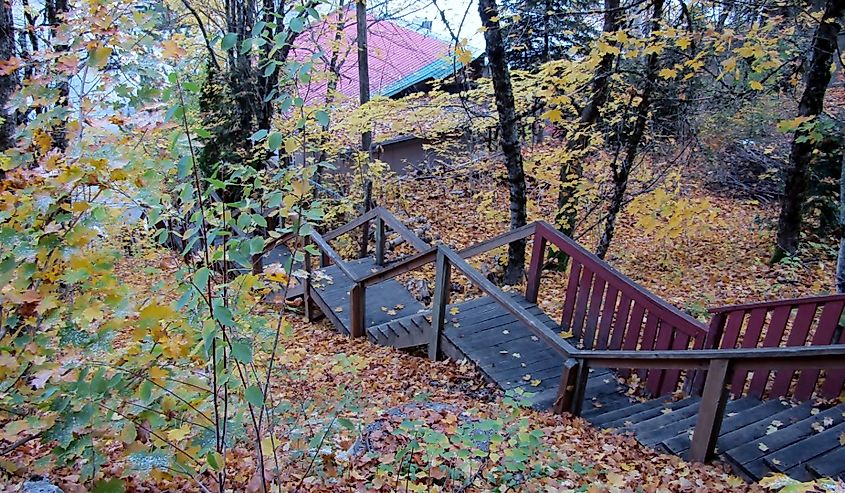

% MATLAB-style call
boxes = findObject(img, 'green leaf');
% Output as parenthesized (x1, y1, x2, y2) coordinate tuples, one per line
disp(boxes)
(221, 32, 238, 51)
(245, 385, 264, 407)
(315, 110, 330, 127)
(194, 267, 210, 289)
(289, 17, 304, 33)
(267, 132, 283, 150)
(92, 479, 125, 493)
(195, 128, 212, 139)
(207, 451, 223, 471)
(213, 305, 236, 327)
(231, 341, 253, 363)
(250, 129, 268, 141)
(139, 379, 152, 403)
(338, 417, 356, 430)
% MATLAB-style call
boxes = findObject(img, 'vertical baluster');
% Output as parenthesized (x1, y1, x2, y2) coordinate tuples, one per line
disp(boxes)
(796, 300, 845, 400)
(596, 285, 618, 350)
(571, 267, 595, 342)
(645, 320, 673, 395)
(770, 303, 819, 397)
(748, 305, 792, 398)
(730, 307, 767, 397)
(661, 332, 691, 395)
(821, 326, 845, 398)
(582, 277, 606, 350)
(608, 294, 632, 350)
(560, 260, 582, 331)
(525, 233, 546, 303)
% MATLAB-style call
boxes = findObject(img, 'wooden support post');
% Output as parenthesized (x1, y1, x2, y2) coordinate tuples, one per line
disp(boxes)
(429, 248, 451, 360)
(320, 251, 330, 268)
(554, 358, 580, 414)
(525, 233, 546, 303)
(303, 248, 313, 322)
(689, 358, 732, 463)
(350, 283, 365, 338)
(571, 360, 590, 416)
(375, 216, 385, 266)
(690, 313, 726, 395)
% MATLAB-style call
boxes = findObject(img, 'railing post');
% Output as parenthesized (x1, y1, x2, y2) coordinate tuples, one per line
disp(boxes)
(554, 358, 581, 414)
(690, 313, 726, 395)
(350, 283, 365, 338)
(689, 359, 732, 463)
(525, 231, 546, 304)
(303, 246, 313, 322)
(429, 248, 451, 360)
(374, 216, 385, 266)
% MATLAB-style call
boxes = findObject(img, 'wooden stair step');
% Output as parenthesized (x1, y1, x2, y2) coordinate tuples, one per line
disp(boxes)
(765, 419, 845, 473)
(665, 399, 796, 455)
(366, 314, 431, 349)
(586, 396, 670, 427)
(627, 397, 706, 445)
(605, 397, 700, 430)
(723, 403, 845, 481)
(805, 441, 845, 478)
(656, 397, 767, 452)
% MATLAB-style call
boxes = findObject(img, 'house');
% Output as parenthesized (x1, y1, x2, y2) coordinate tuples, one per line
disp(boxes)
(292, 9, 485, 174)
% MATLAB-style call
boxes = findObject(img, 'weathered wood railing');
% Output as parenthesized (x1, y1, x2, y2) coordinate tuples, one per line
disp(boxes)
(705, 294, 845, 400)
(301, 207, 431, 335)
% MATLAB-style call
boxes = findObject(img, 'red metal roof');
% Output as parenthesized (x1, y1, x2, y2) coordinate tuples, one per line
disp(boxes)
(293, 10, 454, 101)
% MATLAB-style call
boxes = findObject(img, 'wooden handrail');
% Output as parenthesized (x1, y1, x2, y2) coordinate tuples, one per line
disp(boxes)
(456, 222, 538, 259)
(359, 247, 438, 287)
(357, 222, 539, 288)
(308, 231, 358, 281)
(377, 207, 430, 252)
(576, 344, 845, 362)
(321, 207, 381, 242)
(438, 246, 578, 357)
(709, 293, 845, 314)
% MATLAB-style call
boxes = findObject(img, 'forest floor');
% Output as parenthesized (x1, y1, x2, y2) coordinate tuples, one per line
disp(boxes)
(2, 162, 841, 492)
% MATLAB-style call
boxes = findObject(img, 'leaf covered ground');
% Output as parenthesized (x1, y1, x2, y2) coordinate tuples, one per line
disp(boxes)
(2, 165, 842, 492)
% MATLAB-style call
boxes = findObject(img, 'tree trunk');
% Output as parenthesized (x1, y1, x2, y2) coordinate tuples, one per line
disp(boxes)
(836, 151, 845, 293)
(46, 0, 69, 151)
(595, 0, 665, 260)
(774, 0, 845, 260)
(554, 0, 622, 236)
(356, 0, 371, 156)
(479, 0, 527, 284)
(0, 0, 16, 153)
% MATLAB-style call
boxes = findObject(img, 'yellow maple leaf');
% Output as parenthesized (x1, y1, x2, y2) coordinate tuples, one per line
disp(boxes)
(749, 80, 763, 91)
(167, 425, 191, 442)
(659, 68, 678, 79)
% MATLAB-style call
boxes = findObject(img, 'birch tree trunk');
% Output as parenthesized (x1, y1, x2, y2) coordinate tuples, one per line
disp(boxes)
(0, 0, 15, 154)
(479, 0, 528, 284)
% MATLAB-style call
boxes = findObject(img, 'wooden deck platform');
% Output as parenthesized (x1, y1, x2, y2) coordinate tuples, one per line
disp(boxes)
(310, 257, 425, 336)
(299, 210, 845, 483)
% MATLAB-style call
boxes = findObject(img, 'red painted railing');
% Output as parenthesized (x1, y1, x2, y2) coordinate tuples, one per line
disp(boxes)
(706, 295, 845, 400)
(526, 222, 709, 396)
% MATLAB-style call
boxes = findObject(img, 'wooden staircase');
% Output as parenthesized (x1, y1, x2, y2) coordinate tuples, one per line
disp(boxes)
(282, 208, 845, 482)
